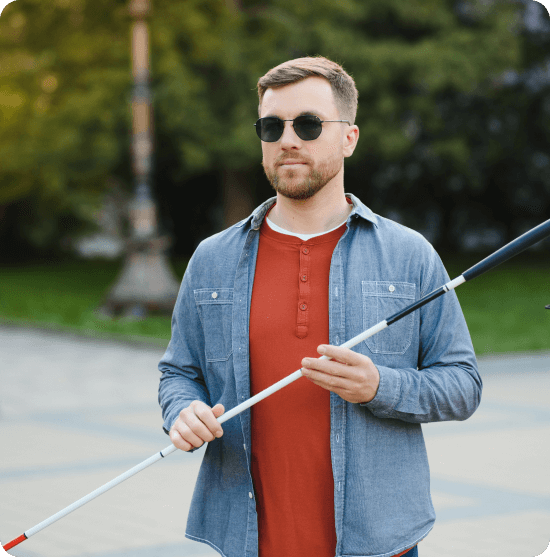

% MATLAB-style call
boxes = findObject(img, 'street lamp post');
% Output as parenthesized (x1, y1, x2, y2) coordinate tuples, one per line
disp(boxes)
(99, 0, 180, 319)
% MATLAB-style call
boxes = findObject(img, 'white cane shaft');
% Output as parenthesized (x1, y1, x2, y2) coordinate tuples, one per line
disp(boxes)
(340, 320, 389, 350)
(218, 320, 388, 425)
(25, 451, 165, 538)
(218, 369, 304, 424)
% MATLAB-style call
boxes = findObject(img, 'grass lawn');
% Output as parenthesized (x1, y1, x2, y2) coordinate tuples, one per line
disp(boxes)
(442, 251, 549, 355)
(0, 259, 184, 346)
(0, 253, 548, 355)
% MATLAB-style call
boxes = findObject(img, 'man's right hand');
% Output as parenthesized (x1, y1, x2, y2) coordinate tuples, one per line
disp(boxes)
(169, 401, 225, 452)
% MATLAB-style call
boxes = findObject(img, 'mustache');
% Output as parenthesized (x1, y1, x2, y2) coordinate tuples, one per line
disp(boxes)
(277, 157, 310, 165)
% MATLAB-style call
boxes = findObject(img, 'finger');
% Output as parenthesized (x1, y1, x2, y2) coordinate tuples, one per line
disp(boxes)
(302, 368, 349, 391)
(169, 425, 194, 452)
(212, 403, 225, 419)
(174, 413, 209, 447)
(317, 344, 366, 366)
(301, 356, 355, 378)
(191, 401, 224, 439)
(183, 409, 219, 443)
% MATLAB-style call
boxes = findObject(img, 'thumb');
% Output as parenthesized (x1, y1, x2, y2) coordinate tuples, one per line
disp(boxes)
(212, 403, 225, 417)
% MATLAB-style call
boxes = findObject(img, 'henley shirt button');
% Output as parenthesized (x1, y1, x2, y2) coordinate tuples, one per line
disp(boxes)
(249, 492, 253, 499)
(212, 292, 218, 299)
(301, 275, 307, 282)
(303, 247, 310, 254)
(389, 285, 395, 292)
(300, 303, 307, 311)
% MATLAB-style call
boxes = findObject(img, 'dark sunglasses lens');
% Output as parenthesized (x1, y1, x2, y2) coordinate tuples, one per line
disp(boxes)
(294, 116, 322, 140)
(257, 118, 283, 142)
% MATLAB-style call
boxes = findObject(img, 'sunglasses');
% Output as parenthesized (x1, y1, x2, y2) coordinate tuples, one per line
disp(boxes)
(254, 115, 350, 142)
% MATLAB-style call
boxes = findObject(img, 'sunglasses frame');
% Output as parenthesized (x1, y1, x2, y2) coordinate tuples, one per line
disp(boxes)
(254, 115, 351, 142)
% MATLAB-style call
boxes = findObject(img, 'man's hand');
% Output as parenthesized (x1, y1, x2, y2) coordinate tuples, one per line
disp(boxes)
(301, 345, 380, 404)
(170, 401, 225, 451)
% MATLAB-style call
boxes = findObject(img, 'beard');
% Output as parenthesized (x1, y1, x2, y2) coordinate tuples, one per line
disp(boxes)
(262, 153, 343, 201)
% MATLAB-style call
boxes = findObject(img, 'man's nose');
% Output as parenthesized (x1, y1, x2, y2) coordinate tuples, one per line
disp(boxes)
(279, 120, 302, 147)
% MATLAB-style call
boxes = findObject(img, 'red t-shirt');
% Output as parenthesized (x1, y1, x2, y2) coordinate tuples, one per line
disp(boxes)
(249, 206, 415, 557)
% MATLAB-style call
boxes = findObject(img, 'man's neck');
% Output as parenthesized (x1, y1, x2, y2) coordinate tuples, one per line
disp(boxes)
(268, 186, 352, 235)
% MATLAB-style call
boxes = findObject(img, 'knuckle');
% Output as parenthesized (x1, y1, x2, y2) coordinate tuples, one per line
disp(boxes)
(190, 400, 206, 412)
(170, 429, 191, 452)
(194, 406, 210, 420)
(181, 407, 193, 420)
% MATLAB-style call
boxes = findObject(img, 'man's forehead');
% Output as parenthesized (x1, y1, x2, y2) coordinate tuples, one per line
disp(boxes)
(260, 77, 336, 119)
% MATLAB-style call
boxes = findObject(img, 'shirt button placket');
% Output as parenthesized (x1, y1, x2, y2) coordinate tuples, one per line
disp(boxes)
(296, 244, 311, 338)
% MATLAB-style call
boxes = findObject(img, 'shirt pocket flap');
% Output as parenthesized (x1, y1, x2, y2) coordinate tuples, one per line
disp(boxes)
(361, 281, 416, 300)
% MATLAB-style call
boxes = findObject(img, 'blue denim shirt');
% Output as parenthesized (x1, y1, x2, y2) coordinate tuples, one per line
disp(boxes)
(158, 193, 482, 557)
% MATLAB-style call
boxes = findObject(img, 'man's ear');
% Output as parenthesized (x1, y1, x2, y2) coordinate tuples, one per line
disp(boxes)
(343, 126, 359, 158)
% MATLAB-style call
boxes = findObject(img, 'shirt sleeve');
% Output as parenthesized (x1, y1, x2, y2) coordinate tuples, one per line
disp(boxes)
(362, 245, 482, 423)
(158, 252, 211, 436)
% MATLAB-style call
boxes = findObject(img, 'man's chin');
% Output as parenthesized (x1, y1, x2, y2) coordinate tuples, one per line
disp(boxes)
(273, 182, 325, 201)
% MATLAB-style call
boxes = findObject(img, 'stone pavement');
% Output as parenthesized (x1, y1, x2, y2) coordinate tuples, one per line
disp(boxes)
(0, 324, 549, 557)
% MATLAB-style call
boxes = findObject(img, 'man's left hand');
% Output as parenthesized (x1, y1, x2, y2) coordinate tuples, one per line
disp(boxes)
(301, 345, 380, 404)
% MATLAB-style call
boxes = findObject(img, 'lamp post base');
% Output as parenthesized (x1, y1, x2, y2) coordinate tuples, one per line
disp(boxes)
(98, 236, 180, 319)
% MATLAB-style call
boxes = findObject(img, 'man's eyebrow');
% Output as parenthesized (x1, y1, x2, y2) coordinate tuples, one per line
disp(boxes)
(263, 110, 327, 119)
(298, 110, 326, 119)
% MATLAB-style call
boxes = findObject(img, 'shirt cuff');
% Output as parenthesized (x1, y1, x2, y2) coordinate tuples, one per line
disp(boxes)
(360, 365, 401, 415)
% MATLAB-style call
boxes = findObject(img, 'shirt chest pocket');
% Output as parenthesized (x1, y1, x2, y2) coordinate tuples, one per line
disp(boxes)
(362, 281, 416, 355)
(194, 288, 234, 362)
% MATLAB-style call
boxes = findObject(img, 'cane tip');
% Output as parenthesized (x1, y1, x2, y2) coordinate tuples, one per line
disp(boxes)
(2, 533, 26, 552)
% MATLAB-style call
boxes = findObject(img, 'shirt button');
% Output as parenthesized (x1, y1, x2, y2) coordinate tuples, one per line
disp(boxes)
(300, 303, 307, 311)
(249, 492, 253, 499)
(389, 285, 395, 292)
(212, 292, 218, 299)
(302, 247, 310, 254)
(336, 434, 340, 442)
(301, 275, 307, 282)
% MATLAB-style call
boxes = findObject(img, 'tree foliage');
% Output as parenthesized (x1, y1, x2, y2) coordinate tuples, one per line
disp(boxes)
(0, 0, 547, 259)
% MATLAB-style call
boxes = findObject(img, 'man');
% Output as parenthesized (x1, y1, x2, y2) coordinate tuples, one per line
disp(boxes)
(159, 56, 482, 557)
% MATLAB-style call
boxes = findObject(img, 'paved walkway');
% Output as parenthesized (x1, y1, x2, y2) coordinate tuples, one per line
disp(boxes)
(0, 325, 549, 557)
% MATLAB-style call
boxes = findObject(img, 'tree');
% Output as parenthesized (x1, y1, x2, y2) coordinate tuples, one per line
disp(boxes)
(0, 0, 532, 259)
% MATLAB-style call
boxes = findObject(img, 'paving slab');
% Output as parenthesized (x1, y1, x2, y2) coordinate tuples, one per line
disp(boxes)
(0, 324, 549, 557)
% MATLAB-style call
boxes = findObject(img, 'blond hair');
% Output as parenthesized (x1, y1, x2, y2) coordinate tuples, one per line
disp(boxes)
(257, 55, 359, 125)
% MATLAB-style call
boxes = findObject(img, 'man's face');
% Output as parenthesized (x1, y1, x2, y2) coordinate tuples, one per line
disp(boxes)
(259, 76, 356, 201)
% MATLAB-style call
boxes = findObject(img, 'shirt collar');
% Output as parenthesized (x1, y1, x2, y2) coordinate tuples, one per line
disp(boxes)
(237, 193, 379, 231)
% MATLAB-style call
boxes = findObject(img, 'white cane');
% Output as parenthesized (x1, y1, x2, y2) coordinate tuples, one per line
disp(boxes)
(3, 217, 550, 552)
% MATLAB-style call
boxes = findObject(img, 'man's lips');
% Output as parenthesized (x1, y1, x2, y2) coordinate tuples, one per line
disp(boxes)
(279, 161, 308, 166)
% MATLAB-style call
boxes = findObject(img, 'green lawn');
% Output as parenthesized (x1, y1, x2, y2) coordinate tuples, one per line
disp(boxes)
(0, 259, 184, 346)
(0, 254, 548, 355)
(442, 252, 549, 355)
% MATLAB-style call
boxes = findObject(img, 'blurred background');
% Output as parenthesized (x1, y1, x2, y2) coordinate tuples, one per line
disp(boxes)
(0, 0, 549, 351)
(1, 3, 550, 557)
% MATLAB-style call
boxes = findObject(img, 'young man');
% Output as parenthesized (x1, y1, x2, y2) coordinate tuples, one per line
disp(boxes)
(159, 56, 481, 557)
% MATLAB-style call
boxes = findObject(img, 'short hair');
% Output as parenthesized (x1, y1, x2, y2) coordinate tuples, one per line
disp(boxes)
(257, 55, 359, 125)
